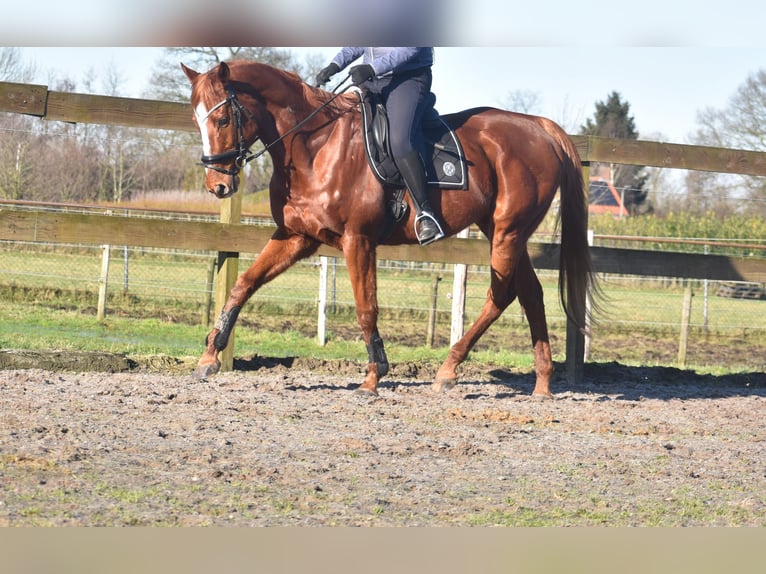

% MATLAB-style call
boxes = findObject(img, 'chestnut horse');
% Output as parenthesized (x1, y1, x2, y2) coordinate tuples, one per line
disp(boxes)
(182, 60, 595, 398)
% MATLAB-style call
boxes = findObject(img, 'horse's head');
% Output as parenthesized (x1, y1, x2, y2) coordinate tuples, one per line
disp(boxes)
(183, 61, 259, 199)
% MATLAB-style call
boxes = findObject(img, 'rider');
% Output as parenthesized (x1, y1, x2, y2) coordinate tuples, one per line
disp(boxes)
(316, 47, 445, 245)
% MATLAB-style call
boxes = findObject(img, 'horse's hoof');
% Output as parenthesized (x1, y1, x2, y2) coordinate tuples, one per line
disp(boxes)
(531, 391, 553, 400)
(432, 378, 457, 393)
(354, 387, 379, 398)
(193, 361, 220, 380)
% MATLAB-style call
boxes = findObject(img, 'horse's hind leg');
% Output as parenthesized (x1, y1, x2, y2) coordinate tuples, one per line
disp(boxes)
(434, 242, 520, 392)
(193, 232, 319, 379)
(434, 248, 553, 398)
(434, 293, 512, 392)
(514, 252, 554, 398)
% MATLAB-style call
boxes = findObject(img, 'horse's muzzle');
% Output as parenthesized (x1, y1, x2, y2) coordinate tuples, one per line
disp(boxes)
(209, 178, 238, 199)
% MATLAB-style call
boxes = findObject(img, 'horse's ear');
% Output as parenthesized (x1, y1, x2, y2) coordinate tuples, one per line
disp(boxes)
(181, 63, 199, 83)
(218, 61, 231, 83)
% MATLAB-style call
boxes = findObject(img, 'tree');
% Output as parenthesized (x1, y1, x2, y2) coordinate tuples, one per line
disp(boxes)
(689, 69, 766, 217)
(0, 49, 38, 200)
(3, 47, 327, 204)
(580, 91, 650, 214)
(22, 58, 143, 204)
(32, 135, 101, 203)
(0, 47, 35, 82)
(94, 66, 143, 203)
(501, 89, 542, 115)
(146, 47, 311, 103)
(0, 137, 33, 200)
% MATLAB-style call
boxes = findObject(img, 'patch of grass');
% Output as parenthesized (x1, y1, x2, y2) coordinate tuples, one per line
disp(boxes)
(94, 482, 162, 505)
(0, 304, 208, 357)
(0, 296, 538, 370)
(1, 263, 764, 373)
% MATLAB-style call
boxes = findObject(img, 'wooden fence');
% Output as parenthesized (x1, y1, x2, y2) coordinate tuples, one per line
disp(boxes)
(2, 80, 766, 381)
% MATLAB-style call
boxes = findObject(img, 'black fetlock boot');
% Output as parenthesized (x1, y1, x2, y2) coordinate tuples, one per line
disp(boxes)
(396, 151, 445, 245)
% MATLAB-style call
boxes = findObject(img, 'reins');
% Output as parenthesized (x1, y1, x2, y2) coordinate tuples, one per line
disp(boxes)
(248, 75, 354, 162)
(199, 75, 354, 174)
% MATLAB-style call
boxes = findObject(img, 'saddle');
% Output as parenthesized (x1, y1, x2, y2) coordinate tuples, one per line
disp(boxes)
(358, 90, 468, 191)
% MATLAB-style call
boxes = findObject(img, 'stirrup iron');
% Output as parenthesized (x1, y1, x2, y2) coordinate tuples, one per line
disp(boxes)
(414, 212, 445, 246)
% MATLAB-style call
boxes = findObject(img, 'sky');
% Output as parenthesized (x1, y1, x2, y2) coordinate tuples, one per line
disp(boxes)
(8, 0, 766, 146)
(18, 46, 766, 146)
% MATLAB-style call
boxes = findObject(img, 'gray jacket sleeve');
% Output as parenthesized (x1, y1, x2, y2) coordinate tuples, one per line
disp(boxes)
(331, 47, 433, 76)
(331, 47, 365, 70)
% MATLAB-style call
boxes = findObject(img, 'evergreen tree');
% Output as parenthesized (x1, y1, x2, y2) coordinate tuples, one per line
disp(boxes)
(580, 91, 650, 214)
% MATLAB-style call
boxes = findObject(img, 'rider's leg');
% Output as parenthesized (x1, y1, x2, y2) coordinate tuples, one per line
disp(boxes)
(385, 69, 445, 245)
(396, 150, 444, 245)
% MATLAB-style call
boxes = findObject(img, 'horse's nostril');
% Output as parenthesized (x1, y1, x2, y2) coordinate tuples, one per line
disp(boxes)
(207, 176, 238, 199)
(211, 184, 228, 198)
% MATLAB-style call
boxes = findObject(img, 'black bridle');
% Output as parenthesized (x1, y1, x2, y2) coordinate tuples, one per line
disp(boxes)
(198, 84, 259, 176)
(197, 76, 354, 178)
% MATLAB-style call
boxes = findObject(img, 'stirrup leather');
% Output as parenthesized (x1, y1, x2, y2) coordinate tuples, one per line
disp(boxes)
(414, 212, 445, 246)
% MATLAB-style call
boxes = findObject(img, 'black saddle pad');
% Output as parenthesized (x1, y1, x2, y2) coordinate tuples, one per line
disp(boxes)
(359, 91, 467, 190)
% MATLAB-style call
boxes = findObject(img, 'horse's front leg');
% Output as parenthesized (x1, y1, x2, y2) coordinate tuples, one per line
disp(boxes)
(193, 232, 319, 379)
(343, 236, 388, 396)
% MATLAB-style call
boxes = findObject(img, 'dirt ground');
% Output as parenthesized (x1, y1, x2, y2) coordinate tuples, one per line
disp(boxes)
(1, 352, 765, 526)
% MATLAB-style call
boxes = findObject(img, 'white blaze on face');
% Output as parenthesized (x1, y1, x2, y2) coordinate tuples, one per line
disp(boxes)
(194, 101, 212, 158)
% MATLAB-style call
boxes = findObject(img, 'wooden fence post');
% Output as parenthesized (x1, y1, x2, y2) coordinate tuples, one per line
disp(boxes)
(566, 162, 590, 384)
(330, 257, 337, 314)
(678, 285, 694, 368)
(97, 244, 110, 321)
(584, 229, 594, 361)
(203, 258, 216, 327)
(317, 256, 328, 346)
(216, 192, 242, 372)
(426, 275, 442, 347)
(450, 227, 470, 347)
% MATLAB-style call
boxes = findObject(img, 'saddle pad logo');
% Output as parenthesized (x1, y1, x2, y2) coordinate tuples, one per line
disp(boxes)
(442, 161, 456, 177)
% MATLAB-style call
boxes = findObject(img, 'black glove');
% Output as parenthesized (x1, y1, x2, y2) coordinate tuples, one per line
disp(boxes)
(315, 62, 340, 86)
(350, 64, 375, 85)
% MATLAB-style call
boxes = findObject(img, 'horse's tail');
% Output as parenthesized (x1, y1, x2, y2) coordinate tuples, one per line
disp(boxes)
(542, 121, 599, 331)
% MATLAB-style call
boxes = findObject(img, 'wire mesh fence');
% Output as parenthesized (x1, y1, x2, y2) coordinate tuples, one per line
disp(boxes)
(1, 235, 764, 371)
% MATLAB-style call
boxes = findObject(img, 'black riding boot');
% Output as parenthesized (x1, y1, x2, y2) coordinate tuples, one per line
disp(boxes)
(396, 150, 445, 245)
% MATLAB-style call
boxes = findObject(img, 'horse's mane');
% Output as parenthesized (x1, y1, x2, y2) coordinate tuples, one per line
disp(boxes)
(219, 60, 356, 121)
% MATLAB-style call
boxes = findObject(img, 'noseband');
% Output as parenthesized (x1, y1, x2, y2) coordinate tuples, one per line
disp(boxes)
(198, 85, 258, 176)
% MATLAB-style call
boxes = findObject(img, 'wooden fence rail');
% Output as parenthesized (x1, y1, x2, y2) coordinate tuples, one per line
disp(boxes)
(5, 80, 766, 174)
(2, 80, 766, 381)
(1, 209, 765, 283)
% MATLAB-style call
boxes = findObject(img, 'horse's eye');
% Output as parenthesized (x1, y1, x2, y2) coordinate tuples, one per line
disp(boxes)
(217, 116, 230, 128)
